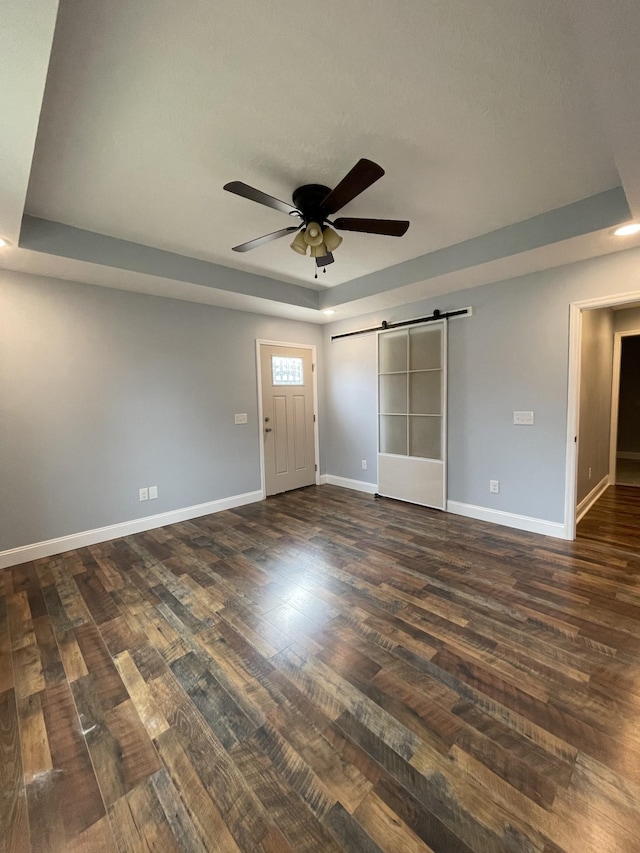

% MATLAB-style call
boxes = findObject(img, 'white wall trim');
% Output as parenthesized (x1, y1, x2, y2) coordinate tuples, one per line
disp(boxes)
(318, 474, 328, 485)
(324, 476, 567, 537)
(324, 475, 378, 495)
(576, 474, 609, 524)
(568, 290, 640, 310)
(447, 500, 568, 539)
(0, 489, 263, 570)
(564, 302, 582, 542)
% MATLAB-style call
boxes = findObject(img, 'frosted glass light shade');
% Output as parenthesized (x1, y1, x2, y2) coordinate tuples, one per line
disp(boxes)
(290, 230, 308, 254)
(310, 242, 327, 258)
(304, 222, 324, 246)
(323, 226, 342, 252)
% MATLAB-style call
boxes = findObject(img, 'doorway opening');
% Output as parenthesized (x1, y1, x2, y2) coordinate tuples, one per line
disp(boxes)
(610, 332, 640, 487)
(566, 293, 640, 539)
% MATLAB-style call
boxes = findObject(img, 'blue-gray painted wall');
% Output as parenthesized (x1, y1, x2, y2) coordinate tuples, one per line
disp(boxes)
(3, 243, 640, 552)
(324, 246, 640, 523)
(0, 271, 324, 551)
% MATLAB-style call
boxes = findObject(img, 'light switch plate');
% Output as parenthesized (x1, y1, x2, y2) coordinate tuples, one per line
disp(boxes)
(234, 413, 248, 424)
(513, 411, 534, 425)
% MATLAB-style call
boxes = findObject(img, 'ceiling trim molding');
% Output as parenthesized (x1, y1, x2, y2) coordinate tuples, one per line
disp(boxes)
(19, 216, 321, 310)
(19, 185, 631, 315)
(319, 187, 630, 309)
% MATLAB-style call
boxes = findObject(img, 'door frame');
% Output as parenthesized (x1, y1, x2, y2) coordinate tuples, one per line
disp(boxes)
(565, 290, 640, 539)
(609, 327, 640, 484)
(256, 339, 320, 500)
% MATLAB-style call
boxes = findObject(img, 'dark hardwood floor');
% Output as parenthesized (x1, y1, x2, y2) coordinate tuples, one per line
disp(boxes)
(2, 484, 640, 852)
(577, 483, 640, 553)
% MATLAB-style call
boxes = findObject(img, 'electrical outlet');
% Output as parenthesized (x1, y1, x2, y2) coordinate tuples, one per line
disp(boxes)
(234, 413, 248, 424)
(513, 411, 534, 425)
(149, 485, 158, 500)
(489, 480, 500, 494)
(139, 487, 149, 501)
(361, 459, 367, 470)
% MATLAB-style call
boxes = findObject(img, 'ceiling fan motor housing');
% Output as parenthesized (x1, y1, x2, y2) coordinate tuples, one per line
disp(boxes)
(292, 184, 332, 225)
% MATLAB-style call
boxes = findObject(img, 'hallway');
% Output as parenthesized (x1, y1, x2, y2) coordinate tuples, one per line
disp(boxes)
(577, 484, 640, 553)
(616, 458, 640, 487)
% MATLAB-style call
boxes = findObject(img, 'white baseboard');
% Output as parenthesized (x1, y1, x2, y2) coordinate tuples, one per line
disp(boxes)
(0, 490, 263, 570)
(324, 474, 378, 495)
(318, 474, 328, 485)
(576, 474, 609, 523)
(323, 480, 566, 538)
(447, 500, 568, 540)
(617, 451, 640, 460)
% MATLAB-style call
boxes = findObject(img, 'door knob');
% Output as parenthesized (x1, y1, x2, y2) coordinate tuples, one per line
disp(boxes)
(265, 427, 272, 433)
(264, 417, 270, 422)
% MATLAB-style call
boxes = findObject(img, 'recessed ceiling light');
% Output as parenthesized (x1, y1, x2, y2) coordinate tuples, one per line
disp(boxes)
(322, 309, 336, 316)
(614, 222, 640, 237)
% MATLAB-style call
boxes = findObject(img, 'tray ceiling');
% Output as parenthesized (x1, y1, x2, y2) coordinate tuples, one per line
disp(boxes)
(1, 0, 640, 319)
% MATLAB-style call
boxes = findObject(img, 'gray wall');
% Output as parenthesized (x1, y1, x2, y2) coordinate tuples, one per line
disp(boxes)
(576, 308, 613, 503)
(0, 271, 324, 551)
(618, 335, 640, 454)
(325, 333, 378, 482)
(325, 245, 640, 524)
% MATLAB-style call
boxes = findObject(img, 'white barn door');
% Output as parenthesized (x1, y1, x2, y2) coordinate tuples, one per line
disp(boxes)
(377, 321, 447, 509)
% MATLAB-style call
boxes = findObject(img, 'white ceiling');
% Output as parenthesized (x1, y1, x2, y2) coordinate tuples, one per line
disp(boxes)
(2, 0, 640, 320)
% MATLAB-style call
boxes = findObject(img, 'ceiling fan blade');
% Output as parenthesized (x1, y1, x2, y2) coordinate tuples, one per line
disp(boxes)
(224, 181, 299, 216)
(333, 217, 410, 236)
(321, 159, 385, 215)
(232, 226, 299, 252)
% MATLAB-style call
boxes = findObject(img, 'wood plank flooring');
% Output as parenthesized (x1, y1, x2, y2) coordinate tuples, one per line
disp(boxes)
(616, 459, 640, 487)
(2, 484, 640, 852)
(577, 484, 640, 553)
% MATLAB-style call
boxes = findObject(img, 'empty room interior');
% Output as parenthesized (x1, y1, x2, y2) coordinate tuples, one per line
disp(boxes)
(3, 1, 640, 851)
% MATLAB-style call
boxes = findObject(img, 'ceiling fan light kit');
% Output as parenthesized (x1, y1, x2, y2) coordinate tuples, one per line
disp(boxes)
(224, 158, 410, 276)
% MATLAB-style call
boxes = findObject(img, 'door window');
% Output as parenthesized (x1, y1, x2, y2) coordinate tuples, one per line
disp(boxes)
(272, 356, 304, 386)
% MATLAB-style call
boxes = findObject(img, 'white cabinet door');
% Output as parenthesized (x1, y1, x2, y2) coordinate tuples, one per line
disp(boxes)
(377, 321, 446, 509)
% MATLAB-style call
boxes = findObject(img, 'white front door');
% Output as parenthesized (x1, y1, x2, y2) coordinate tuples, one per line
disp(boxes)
(260, 344, 317, 496)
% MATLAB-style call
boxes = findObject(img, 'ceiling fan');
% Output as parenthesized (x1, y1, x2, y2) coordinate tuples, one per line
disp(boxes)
(223, 158, 410, 277)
